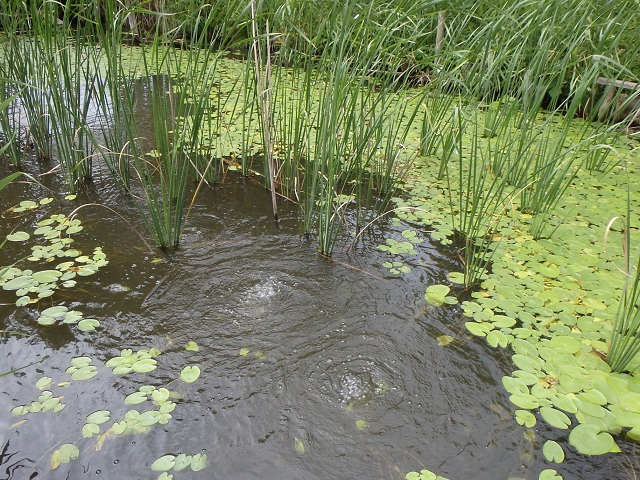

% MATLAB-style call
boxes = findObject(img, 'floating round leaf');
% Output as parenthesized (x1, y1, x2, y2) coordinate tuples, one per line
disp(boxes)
(69, 365, 97, 381)
(465, 321, 492, 337)
(569, 424, 616, 455)
(151, 455, 176, 472)
(180, 365, 201, 383)
(32, 270, 62, 283)
(190, 453, 207, 472)
(112, 421, 127, 434)
(38, 316, 57, 326)
(78, 319, 100, 331)
(132, 359, 158, 373)
(6, 231, 30, 242)
(158, 472, 174, 480)
(125, 392, 148, 405)
(35, 376, 52, 389)
(539, 406, 571, 429)
(185, 341, 199, 351)
(515, 409, 536, 427)
(547, 336, 581, 354)
(174, 454, 192, 471)
(152, 388, 170, 404)
(425, 284, 452, 307)
(509, 393, 540, 409)
(487, 330, 509, 348)
(51, 443, 79, 469)
(543, 440, 565, 463)
(139, 410, 162, 427)
(539, 468, 563, 480)
(3, 276, 35, 290)
(82, 423, 101, 438)
(502, 376, 529, 396)
(86, 410, 111, 425)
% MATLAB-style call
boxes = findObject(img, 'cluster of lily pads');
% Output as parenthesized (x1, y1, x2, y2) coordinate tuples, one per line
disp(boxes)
(9, 345, 203, 477)
(2, 207, 108, 298)
(2, 197, 206, 478)
(391, 110, 640, 479)
(377, 229, 423, 275)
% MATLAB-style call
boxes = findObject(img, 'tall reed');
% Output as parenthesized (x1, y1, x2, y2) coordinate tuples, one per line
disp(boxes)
(608, 181, 640, 373)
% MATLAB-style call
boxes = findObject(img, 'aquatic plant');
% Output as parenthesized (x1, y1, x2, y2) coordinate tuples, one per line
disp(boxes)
(446, 111, 511, 287)
(607, 185, 640, 373)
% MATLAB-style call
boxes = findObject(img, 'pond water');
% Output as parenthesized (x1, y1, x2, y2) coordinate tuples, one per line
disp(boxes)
(0, 79, 636, 480)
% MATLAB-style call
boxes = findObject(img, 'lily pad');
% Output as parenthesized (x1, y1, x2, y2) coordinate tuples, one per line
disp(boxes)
(425, 284, 457, 306)
(180, 366, 201, 383)
(190, 453, 207, 472)
(515, 409, 536, 427)
(539, 469, 563, 480)
(86, 410, 111, 425)
(539, 406, 571, 429)
(543, 440, 565, 463)
(51, 443, 79, 469)
(568, 424, 616, 455)
(151, 455, 176, 472)
(6, 231, 30, 242)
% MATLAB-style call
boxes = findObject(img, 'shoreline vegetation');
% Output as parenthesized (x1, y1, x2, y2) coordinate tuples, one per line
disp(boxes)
(1, 0, 640, 479)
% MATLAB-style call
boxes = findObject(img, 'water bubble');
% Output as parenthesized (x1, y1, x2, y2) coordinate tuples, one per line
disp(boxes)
(113, 459, 119, 464)
(95, 470, 101, 475)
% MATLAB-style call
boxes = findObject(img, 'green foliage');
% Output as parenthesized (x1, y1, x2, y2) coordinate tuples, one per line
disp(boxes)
(405, 468, 449, 480)
(607, 184, 640, 373)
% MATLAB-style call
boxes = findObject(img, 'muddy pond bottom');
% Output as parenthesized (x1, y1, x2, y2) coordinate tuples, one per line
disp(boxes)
(0, 177, 627, 480)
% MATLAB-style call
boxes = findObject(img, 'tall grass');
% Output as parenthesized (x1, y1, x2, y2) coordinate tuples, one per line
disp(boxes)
(608, 183, 640, 373)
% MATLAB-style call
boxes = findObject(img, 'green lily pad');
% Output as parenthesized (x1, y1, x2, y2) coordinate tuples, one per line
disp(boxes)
(509, 393, 539, 409)
(487, 330, 509, 348)
(6, 231, 30, 242)
(112, 421, 127, 434)
(132, 359, 158, 373)
(152, 388, 170, 404)
(35, 376, 52, 389)
(190, 453, 207, 472)
(425, 284, 457, 306)
(174, 454, 192, 471)
(78, 319, 100, 331)
(465, 321, 492, 337)
(86, 410, 110, 425)
(68, 365, 97, 380)
(437, 335, 454, 346)
(180, 365, 201, 383)
(568, 424, 616, 455)
(82, 422, 101, 438)
(539, 468, 563, 480)
(543, 440, 565, 463)
(539, 406, 571, 429)
(32, 270, 62, 282)
(294, 437, 305, 454)
(547, 336, 581, 354)
(51, 443, 80, 468)
(151, 455, 176, 472)
(3, 276, 35, 290)
(502, 376, 529, 396)
(515, 409, 536, 427)
(185, 341, 199, 351)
